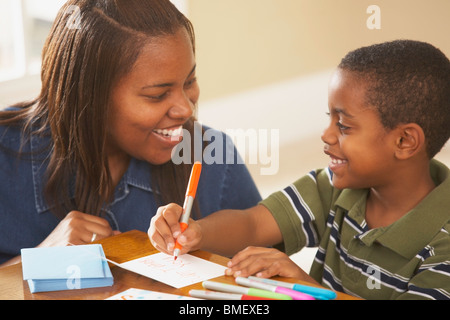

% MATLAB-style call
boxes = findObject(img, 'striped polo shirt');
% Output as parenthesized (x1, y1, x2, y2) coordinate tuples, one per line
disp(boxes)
(261, 159, 450, 300)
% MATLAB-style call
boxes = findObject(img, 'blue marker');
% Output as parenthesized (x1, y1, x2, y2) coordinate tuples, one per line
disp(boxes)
(248, 276, 337, 300)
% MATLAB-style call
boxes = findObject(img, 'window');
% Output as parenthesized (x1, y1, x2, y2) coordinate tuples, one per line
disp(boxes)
(0, 0, 64, 107)
(0, 0, 188, 107)
(0, 0, 24, 82)
(0, 0, 64, 82)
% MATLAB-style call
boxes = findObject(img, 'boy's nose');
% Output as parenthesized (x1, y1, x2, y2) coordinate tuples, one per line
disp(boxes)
(321, 124, 338, 146)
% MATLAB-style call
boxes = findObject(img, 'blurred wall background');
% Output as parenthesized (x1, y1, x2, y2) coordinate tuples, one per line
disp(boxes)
(191, 0, 450, 102)
(187, 0, 450, 197)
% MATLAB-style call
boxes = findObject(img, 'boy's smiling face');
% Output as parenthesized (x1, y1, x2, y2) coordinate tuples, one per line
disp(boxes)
(322, 69, 398, 190)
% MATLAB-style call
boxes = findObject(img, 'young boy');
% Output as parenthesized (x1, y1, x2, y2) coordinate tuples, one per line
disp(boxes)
(149, 40, 450, 300)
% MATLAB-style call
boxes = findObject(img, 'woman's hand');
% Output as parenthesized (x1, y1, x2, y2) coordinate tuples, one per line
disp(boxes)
(148, 203, 202, 255)
(37, 211, 118, 248)
(225, 246, 313, 282)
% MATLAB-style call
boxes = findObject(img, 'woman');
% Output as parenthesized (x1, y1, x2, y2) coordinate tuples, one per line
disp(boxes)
(0, 0, 261, 267)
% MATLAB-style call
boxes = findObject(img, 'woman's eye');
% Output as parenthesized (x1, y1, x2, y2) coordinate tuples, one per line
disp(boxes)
(146, 92, 168, 101)
(185, 77, 197, 88)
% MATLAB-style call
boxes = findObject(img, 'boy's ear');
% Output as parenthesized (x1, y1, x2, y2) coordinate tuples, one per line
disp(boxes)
(394, 123, 425, 160)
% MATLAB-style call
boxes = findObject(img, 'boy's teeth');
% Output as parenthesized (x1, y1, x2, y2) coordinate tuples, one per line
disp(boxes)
(331, 158, 347, 164)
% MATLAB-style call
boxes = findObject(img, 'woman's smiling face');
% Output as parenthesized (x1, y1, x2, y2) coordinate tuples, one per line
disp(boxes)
(106, 28, 199, 166)
(322, 69, 398, 190)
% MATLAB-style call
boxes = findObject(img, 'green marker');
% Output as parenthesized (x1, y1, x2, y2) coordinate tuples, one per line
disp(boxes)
(202, 281, 293, 300)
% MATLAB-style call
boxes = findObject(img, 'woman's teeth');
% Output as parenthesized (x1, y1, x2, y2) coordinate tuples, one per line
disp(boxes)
(153, 127, 183, 137)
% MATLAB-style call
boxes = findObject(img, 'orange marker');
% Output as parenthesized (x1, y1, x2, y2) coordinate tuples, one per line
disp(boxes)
(173, 161, 202, 260)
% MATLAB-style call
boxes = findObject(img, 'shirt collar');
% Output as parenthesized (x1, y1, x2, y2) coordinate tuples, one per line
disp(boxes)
(120, 157, 153, 192)
(334, 159, 450, 259)
(375, 160, 450, 259)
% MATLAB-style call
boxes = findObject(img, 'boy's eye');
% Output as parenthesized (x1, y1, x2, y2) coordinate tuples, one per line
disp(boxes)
(326, 112, 350, 132)
(336, 122, 350, 131)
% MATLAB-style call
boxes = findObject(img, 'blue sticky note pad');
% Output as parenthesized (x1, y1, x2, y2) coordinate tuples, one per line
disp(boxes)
(21, 244, 113, 293)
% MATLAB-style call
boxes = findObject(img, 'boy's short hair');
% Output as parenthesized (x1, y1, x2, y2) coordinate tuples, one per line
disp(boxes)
(338, 40, 450, 158)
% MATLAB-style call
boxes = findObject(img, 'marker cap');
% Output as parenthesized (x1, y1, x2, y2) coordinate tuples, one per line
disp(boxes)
(186, 162, 202, 198)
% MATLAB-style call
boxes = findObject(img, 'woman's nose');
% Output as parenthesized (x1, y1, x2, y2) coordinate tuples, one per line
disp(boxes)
(168, 93, 195, 120)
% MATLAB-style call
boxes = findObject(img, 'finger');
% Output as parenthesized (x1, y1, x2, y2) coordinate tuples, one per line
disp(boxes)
(229, 258, 265, 278)
(148, 216, 166, 252)
(227, 246, 270, 268)
(149, 231, 172, 255)
(85, 216, 115, 239)
(66, 211, 114, 243)
(252, 261, 283, 279)
(226, 247, 283, 277)
(149, 207, 178, 252)
(66, 211, 113, 233)
(255, 257, 305, 279)
(174, 217, 203, 254)
(80, 212, 112, 227)
(161, 203, 184, 238)
(225, 246, 260, 276)
(172, 234, 191, 256)
(85, 223, 114, 242)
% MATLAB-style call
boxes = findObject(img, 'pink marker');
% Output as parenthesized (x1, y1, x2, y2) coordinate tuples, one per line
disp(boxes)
(235, 277, 315, 300)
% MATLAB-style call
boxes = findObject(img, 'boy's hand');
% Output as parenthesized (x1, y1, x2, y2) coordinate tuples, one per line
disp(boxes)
(148, 203, 202, 255)
(225, 246, 312, 282)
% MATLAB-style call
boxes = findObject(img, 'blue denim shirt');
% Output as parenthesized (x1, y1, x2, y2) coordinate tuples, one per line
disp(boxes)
(0, 124, 261, 264)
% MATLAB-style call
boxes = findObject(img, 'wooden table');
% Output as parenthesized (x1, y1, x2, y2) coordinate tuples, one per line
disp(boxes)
(0, 230, 359, 300)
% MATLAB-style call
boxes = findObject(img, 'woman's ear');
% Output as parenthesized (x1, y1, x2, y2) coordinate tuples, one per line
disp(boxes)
(394, 123, 426, 160)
